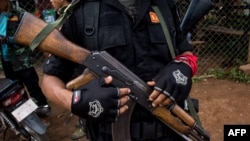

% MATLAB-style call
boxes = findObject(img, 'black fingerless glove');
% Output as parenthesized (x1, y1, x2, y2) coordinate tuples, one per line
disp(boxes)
(153, 62, 192, 104)
(71, 78, 120, 123)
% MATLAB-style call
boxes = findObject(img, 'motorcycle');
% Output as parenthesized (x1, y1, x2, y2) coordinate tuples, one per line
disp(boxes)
(0, 78, 49, 141)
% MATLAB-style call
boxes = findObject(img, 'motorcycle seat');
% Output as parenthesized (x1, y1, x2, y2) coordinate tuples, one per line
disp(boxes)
(0, 78, 22, 100)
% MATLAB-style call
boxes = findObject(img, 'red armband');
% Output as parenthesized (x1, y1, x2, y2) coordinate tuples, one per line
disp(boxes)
(174, 54, 198, 76)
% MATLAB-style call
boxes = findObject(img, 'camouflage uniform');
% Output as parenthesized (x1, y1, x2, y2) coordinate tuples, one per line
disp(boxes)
(2, 4, 34, 71)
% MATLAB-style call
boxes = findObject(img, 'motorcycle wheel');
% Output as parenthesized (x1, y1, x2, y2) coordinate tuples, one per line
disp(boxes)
(22, 124, 49, 141)
(20, 112, 49, 141)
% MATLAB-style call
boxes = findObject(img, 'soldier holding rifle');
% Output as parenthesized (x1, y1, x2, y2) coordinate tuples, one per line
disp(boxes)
(40, 0, 198, 140)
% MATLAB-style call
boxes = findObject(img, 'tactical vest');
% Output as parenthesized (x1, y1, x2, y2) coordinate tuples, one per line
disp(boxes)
(66, 0, 188, 140)
(63, 0, 186, 83)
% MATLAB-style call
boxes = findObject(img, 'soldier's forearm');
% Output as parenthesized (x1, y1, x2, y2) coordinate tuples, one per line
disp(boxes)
(41, 74, 72, 111)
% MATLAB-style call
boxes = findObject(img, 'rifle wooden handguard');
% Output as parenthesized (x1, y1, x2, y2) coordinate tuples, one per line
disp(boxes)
(66, 68, 96, 90)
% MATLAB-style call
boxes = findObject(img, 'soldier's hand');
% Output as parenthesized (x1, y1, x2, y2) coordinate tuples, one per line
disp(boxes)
(71, 76, 130, 123)
(148, 62, 192, 107)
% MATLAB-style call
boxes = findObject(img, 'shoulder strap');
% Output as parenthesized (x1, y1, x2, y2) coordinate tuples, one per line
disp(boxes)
(83, 0, 100, 50)
(186, 97, 202, 126)
(152, 6, 176, 59)
(154, 0, 177, 52)
(30, 0, 80, 51)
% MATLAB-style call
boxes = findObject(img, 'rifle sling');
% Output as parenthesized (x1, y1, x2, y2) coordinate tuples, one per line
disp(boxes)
(152, 6, 176, 59)
(187, 96, 202, 126)
(30, 0, 80, 51)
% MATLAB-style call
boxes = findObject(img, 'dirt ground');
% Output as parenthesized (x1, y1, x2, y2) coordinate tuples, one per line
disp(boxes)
(2, 77, 250, 141)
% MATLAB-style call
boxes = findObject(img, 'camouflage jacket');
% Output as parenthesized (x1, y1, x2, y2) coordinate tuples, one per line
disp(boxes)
(1, 4, 35, 71)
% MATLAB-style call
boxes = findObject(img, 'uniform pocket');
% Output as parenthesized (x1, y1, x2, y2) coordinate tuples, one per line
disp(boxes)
(99, 26, 127, 50)
(147, 24, 166, 44)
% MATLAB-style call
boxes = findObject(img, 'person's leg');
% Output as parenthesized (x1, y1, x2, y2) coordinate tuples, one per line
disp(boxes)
(15, 67, 47, 105)
(15, 67, 51, 118)
(1, 59, 17, 80)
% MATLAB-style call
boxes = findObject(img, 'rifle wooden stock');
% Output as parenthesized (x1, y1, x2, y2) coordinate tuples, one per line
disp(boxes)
(14, 12, 90, 64)
(14, 12, 209, 141)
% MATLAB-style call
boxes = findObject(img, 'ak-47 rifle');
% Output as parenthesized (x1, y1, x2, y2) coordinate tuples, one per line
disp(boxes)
(13, 0, 214, 140)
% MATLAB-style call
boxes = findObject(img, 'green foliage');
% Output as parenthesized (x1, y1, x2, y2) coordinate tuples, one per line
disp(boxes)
(207, 68, 227, 79)
(192, 77, 202, 82)
(229, 67, 250, 83)
(205, 67, 250, 84)
(204, 10, 219, 25)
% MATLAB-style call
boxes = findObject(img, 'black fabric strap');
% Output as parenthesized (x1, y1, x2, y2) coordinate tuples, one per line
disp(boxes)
(83, 1, 100, 50)
(187, 97, 202, 126)
(30, 0, 80, 51)
(154, 0, 177, 56)
(152, 6, 176, 59)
